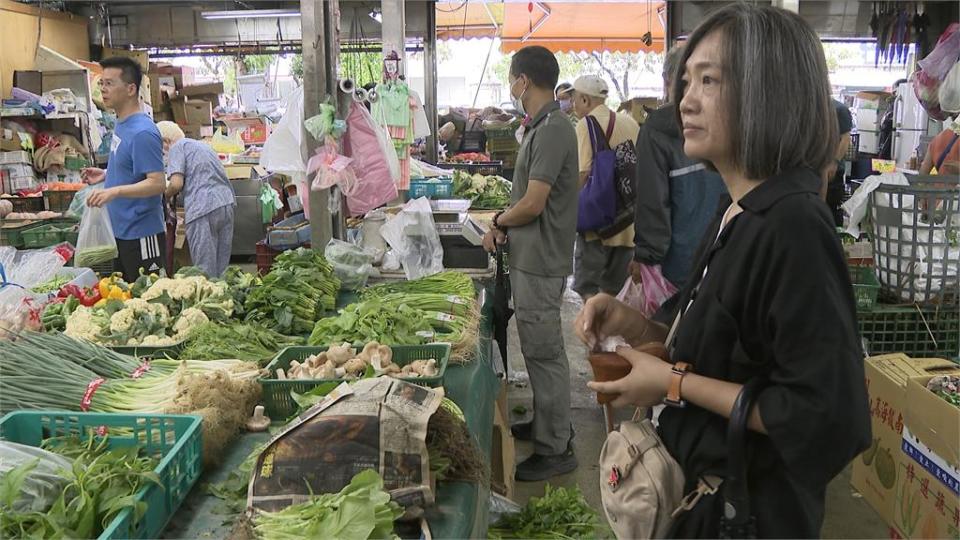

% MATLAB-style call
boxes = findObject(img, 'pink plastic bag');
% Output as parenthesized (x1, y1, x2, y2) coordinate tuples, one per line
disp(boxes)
(615, 276, 645, 312)
(638, 263, 678, 318)
(307, 143, 355, 191)
(342, 102, 398, 216)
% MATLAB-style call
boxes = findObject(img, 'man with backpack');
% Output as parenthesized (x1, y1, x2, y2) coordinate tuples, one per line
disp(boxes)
(571, 75, 641, 300)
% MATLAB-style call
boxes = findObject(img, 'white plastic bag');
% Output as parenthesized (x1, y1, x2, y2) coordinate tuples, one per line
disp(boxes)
(259, 86, 305, 174)
(0, 441, 73, 512)
(379, 197, 444, 280)
(615, 276, 645, 312)
(939, 61, 960, 114)
(75, 202, 118, 267)
(324, 239, 375, 290)
(66, 184, 95, 219)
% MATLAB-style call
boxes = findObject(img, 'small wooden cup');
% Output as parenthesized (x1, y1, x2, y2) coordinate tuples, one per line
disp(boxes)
(587, 342, 670, 404)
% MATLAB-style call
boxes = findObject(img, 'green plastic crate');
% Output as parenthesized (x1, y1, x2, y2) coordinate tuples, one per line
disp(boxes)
(22, 223, 63, 248)
(109, 340, 185, 360)
(0, 411, 202, 540)
(261, 343, 451, 419)
(849, 265, 881, 311)
(0, 219, 40, 247)
(858, 306, 960, 358)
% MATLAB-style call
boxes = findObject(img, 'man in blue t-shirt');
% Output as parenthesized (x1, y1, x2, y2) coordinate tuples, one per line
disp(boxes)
(81, 57, 166, 282)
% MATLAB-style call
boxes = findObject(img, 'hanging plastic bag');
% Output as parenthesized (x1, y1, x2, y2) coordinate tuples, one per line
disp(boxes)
(341, 101, 398, 215)
(324, 238, 375, 290)
(210, 128, 245, 154)
(939, 61, 960, 114)
(260, 86, 306, 174)
(65, 183, 95, 219)
(75, 201, 118, 268)
(307, 143, 355, 191)
(615, 276, 645, 313)
(638, 264, 677, 318)
(379, 197, 444, 280)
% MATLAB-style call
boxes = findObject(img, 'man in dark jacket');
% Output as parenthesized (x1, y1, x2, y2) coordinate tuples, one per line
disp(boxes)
(629, 47, 726, 292)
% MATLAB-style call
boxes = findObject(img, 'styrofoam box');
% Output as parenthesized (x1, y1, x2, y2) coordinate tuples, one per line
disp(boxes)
(0, 151, 31, 164)
(855, 109, 880, 131)
(1, 162, 34, 178)
(858, 131, 879, 154)
(9, 176, 38, 192)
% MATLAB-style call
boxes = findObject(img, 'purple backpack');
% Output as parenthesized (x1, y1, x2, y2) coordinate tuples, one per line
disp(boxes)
(577, 114, 618, 233)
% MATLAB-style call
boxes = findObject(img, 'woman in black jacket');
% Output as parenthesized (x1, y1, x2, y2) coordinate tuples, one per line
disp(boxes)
(577, 4, 871, 537)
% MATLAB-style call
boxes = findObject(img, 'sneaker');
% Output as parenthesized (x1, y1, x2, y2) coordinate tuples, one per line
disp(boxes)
(510, 421, 533, 441)
(515, 449, 578, 482)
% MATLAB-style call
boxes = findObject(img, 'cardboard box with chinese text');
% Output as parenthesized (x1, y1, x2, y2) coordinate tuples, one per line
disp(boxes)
(892, 425, 959, 539)
(851, 354, 960, 530)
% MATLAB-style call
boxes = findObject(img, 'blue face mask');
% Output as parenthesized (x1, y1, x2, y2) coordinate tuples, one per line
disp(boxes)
(560, 100, 573, 114)
(510, 78, 528, 117)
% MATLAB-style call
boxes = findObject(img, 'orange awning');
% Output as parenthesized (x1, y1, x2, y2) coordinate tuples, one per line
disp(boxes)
(436, 2, 504, 40)
(500, 1, 665, 54)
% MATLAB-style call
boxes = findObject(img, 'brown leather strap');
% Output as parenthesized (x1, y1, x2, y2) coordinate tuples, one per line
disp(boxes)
(605, 111, 616, 142)
(664, 361, 691, 407)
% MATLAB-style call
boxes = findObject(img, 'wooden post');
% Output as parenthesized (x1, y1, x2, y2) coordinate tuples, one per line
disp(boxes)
(302, 0, 332, 248)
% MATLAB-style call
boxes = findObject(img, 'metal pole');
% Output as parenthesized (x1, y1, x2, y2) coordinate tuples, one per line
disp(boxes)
(424, 1, 439, 163)
(302, 0, 333, 248)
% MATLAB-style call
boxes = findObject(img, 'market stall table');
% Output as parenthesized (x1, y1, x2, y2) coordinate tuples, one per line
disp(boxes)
(163, 288, 499, 539)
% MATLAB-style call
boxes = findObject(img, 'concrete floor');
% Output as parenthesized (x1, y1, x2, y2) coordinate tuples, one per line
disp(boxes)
(498, 279, 889, 539)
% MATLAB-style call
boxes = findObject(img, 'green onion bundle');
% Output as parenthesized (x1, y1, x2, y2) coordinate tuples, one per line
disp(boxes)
(7, 332, 143, 378)
(359, 271, 475, 301)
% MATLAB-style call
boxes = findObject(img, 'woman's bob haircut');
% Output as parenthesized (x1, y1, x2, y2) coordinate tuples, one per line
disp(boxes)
(673, 3, 838, 180)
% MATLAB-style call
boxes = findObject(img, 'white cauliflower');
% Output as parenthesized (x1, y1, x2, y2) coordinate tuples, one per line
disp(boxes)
(141, 334, 176, 346)
(173, 307, 208, 337)
(65, 307, 105, 343)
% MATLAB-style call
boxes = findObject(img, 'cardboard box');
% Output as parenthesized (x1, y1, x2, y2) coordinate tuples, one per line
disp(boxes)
(224, 165, 255, 181)
(13, 71, 42, 95)
(851, 355, 960, 535)
(893, 425, 959, 539)
(151, 64, 194, 89)
(171, 99, 212, 126)
(152, 111, 173, 122)
(490, 382, 515, 500)
(223, 117, 270, 145)
(905, 376, 960, 468)
(859, 131, 880, 154)
(180, 82, 224, 97)
(856, 109, 880, 131)
(180, 124, 215, 140)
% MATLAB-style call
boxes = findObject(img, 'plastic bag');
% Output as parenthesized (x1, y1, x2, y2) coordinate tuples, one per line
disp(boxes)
(324, 239, 375, 290)
(210, 128, 244, 154)
(379, 197, 444, 280)
(65, 183, 95, 219)
(307, 144, 355, 191)
(615, 276, 645, 312)
(260, 86, 306, 174)
(75, 201, 118, 267)
(638, 264, 677, 318)
(341, 102, 399, 215)
(939, 61, 960, 114)
(0, 441, 73, 512)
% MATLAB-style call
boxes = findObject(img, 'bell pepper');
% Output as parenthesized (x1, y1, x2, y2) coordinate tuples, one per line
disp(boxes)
(99, 275, 132, 301)
(77, 286, 101, 307)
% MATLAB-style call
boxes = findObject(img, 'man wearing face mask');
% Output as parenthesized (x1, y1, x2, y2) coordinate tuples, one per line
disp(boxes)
(481, 46, 579, 482)
(555, 82, 576, 122)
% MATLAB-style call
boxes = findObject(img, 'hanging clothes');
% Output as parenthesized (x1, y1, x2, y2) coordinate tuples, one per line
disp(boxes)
(372, 81, 415, 190)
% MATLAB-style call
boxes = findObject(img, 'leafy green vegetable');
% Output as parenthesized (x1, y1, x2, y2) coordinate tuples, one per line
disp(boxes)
(489, 485, 612, 540)
(0, 434, 160, 540)
(252, 469, 402, 540)
(180, 321, 303, 365)
(307, 299, 433, 346)
(359, 271, 475, 301)
(452, 170, 512, 210)
(245, 249, 340, 335)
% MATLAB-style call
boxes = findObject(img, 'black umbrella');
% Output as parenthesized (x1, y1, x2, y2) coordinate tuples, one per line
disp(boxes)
(491, 247, 514, 377)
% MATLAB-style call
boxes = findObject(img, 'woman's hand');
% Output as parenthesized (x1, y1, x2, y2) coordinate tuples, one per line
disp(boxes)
(575, 293, 650, 350)
(587, 346, 672, 408)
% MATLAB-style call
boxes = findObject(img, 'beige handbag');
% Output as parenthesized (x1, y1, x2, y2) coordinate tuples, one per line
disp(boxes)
(599, 408, 685, 539)
(596, 330, 718, 538)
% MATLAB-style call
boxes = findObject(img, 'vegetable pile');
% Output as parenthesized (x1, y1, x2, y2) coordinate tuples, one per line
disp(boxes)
(64, 270, 234, 347)
(75, 245, 118, 268)
(489, 485, 612, 539)
(251, 470, 401, 540)
(308, 298, 434, 347)
(29, 274, 72, 294)
(245, 248, 340, 335)
(0, 435, 160, 539)
(1, 332, 262, 466)
(452, 169, 511, 209)
(180, 321, 303, 365)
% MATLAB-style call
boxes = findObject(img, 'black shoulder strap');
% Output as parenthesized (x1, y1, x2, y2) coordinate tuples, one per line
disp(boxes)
(586, 115, 610, 153)
(936, 132, 958, 171)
